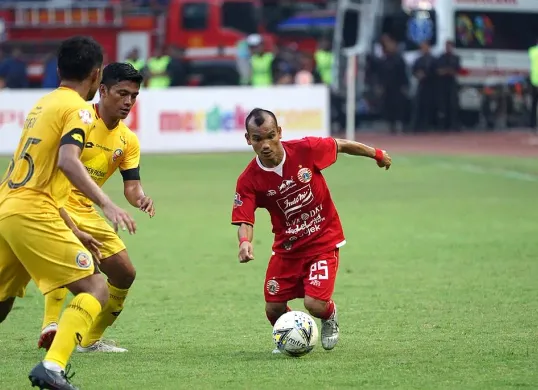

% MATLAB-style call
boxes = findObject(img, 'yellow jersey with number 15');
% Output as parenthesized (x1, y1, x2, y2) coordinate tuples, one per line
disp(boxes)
(0, 87, 95, 219)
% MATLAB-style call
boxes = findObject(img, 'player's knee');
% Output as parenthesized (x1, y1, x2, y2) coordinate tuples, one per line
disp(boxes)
(100, 251, 136, 289)
(0, 298, 15, 323)
(303, 296, 327, 318)
(265, 302, 288, 320)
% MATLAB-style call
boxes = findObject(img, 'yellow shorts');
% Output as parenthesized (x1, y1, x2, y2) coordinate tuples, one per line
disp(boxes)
(0, 212, 94, 301)
(65, 204, 126, 260)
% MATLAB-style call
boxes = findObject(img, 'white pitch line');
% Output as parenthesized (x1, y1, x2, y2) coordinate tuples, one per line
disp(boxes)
(438, 162, 538, 182)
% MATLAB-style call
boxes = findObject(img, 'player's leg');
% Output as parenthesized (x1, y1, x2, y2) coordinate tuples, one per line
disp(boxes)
(0, 213, 107, 389)
(0, 230, 31, 323)
(302, 249, 340, 350)
(264, 253, 302, 354)
(38, 287, 69, 349)
(79, 248, 135, 352)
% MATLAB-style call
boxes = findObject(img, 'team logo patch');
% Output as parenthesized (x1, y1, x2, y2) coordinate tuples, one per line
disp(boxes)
(79, 109, 93, 125)
(112, 148, 123, 162)
(266, 279, 280, 295)
(75, 251, 92, 269)
(297, 168, 312, 183)
(233, 192, 243, 208)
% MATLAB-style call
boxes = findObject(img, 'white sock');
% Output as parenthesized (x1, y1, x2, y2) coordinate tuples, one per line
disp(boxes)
(43, 360, 64, 373)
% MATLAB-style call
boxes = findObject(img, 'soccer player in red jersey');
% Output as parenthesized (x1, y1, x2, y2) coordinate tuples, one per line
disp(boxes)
(231, 108, 392, 353)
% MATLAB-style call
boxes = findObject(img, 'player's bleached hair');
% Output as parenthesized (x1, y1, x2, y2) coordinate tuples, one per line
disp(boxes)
(101, 62, 144, 89)
(57, 36, 104, 82)
(245, 108, 278, 132)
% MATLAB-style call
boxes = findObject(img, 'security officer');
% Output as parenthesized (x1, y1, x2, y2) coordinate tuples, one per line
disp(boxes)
(248, 34, 274, 87)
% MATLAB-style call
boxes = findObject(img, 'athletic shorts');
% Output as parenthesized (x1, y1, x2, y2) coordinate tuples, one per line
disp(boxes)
(264, 248, 340, 303)
(65, 204, 126, 260)
(0, 212, 94, 301)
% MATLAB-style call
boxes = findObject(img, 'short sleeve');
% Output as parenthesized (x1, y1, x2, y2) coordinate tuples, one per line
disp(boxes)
(120, 132, 141, 172)
(231, 176, 257, 226)
(59, 106, 95, 149)
(306, 136, 338, 171)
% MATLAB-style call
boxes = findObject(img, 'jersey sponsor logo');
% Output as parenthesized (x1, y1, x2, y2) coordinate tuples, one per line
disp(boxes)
(75, 251, 92, 269)
(112, 148, 123, 162)
(276, 184, 314, 220)
(278, 177, 296, 194)
(79, 109, 93, 124)
(119, 135, 127, 146)
(85, 142, 94, 148)
(71, 133, 83, 144)
(297, 167, 312, 183)
(233, 192, 243, 208)
(267, 189, 277, 197)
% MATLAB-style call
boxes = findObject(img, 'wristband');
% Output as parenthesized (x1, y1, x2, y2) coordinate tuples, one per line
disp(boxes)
(374, 148, 384, 162)
(239, 237, 250, 246)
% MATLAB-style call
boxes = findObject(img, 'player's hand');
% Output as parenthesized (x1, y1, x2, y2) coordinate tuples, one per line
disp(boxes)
(75, 230, 103, 264)
(137, 196, 155, 218)
(102, 201, 137, 234)
(376, 150, 392, 170)
(238, 241, 254, 263)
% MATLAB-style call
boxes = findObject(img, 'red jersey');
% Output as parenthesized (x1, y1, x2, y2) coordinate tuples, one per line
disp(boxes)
(231, 136, 346, 258)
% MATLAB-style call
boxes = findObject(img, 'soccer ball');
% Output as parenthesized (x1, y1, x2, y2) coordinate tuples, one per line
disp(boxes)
(272, 311, 319, 357)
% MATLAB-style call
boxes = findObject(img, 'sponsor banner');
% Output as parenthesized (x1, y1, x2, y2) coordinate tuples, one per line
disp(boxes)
(0, 85, 329, 155)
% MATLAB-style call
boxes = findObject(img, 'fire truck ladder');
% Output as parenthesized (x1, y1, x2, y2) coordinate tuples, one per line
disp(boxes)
(12, 1, 123, 27)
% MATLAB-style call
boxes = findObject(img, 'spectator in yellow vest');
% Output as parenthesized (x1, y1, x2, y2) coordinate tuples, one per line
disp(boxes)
(314, 38, 333, 85)
(146, 46, 171, 89)
(247, 34, 274, 87)
(528, 38, 538, 131)
(125, 47, 145, 72)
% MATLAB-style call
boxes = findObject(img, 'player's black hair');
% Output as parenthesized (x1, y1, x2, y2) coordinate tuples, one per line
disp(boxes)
(245, 108, 278, 132)
(57, 36, 104, 82)
(101, 62, 144, 89)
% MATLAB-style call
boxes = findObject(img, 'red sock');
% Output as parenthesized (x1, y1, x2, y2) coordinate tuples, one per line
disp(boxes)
(320, 300, 335, 320)
(266, 306, 292, 326)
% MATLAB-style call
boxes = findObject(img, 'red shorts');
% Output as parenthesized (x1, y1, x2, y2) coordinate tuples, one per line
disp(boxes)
(264, 249, 340, 303)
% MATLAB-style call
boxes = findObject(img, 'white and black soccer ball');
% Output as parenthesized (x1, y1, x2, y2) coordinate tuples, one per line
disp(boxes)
(272, 311, 319, 357)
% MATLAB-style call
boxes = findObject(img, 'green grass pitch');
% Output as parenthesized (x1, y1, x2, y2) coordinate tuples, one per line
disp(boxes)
(0, 152, 537, 389)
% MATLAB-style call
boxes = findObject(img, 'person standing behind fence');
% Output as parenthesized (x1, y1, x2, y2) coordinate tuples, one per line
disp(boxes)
(146, 46, 171, 89)
(248, 34, 274, 87)
(315, 38, 333, 85)
(378, 36, 408, 134)
(436, 41, 461, 131)
(412, 41, 437, 132)
(528, 39, 538, 132)
(125, 47, 145, 72)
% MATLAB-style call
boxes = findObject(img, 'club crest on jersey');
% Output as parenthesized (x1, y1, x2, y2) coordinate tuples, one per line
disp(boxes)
(297, 168, 312, 183)
(75, 252, 92, 269)
(112, 149, 123, 162)
(79, 109, 93, 125)
(266, 279, 280, 295)
(233, 192, 243, 208)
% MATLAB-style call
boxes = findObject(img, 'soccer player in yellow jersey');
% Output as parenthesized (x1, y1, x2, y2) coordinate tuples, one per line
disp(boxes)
(37, 62, 155, 354)
(0, 37, 136, 390)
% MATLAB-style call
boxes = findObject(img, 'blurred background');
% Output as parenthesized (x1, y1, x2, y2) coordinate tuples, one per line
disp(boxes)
(0, 0, 537, 138)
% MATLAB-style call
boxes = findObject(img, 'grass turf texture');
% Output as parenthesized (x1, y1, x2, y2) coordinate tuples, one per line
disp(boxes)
(0, 153, 536, 390)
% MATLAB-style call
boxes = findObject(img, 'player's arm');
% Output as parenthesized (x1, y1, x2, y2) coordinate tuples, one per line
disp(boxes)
(334, 138, 391, 170)
(59, 207, 103, 261)
(58, 108, 136, 233)
(231, 178, 257, 263)
(120, 132, 154, 217)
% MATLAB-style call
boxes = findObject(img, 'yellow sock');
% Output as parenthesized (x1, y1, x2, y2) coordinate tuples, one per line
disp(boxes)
(81, 282, 129, 347)
(42, 287, 69, 329)
(44, 293, 102, 369)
